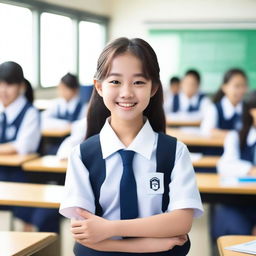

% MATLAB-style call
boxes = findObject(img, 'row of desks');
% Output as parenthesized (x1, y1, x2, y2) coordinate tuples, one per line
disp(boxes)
(0, 173, 255, 209)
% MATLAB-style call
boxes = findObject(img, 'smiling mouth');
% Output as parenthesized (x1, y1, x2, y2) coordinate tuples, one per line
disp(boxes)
(116, 102, 137, 108)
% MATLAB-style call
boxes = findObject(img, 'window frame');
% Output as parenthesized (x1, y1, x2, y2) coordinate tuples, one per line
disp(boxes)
(0, 0, 109, 88)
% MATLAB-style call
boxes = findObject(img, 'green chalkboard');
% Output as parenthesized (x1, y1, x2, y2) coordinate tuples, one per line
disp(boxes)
(149, 29, 256, 92)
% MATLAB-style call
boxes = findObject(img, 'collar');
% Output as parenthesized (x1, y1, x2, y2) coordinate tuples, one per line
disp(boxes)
(221, 96, 243, 118)
(0, 95, 27, 124)
(180, 91, 200, 105)
(247, 126, 256, 146)
(60, 95, 80, 112)
(100, 118, 157, 160)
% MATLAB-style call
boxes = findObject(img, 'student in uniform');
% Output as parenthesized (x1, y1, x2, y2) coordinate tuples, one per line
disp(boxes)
(41, 72, 87, 130)
(59, 37, 203, 256)
(0, 61, 41, 230)
(165, 70, 211, 121)
(212, 91, 256, 239)
(200, 68, 248, 137)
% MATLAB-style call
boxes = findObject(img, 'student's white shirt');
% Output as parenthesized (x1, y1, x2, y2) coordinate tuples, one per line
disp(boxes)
(41, 96, 87, 130)
(165, 92, 211, 122)
(59, 118, 203, 220)
(200, 96, 243, 136)
(217, 128, 256, 177)
(57, 118, 87, 159)
(0, 95, 41, 154)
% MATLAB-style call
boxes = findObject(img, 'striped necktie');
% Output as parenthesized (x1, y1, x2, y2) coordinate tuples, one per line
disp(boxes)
(118, 150, 138, 220)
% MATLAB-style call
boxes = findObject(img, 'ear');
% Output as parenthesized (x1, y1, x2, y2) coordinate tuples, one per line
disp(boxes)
(19, 82, 26, 95)
(150, 84, 159, 97)
(94, 79, 103, 97)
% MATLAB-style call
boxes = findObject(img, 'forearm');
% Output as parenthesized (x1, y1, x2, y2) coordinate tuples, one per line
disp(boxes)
(110, 209, 193, 238)
(0, 143, 17, 154)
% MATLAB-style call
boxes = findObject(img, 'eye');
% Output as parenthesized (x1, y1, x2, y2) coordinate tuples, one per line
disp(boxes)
(109, 80, 120, 85)
(133, 81, 146, 86)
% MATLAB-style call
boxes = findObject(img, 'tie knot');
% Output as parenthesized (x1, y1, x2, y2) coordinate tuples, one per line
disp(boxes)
(118, 150, 135, 166)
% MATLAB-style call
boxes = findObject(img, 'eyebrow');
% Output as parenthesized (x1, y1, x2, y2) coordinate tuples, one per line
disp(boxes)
(107, 73, 147, 78)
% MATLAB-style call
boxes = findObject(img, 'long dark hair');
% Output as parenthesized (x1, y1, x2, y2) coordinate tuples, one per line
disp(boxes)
(239, 91, 256, 148)
(86, 37, 166, 139)
(0, 61, 34, 103)
(212, 68, 247, 103)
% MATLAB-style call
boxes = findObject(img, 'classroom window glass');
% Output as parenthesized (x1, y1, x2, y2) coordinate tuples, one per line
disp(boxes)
(0, 3, 33, 84)
(41, 12, 74, 87)
(79, 21, 106, 85)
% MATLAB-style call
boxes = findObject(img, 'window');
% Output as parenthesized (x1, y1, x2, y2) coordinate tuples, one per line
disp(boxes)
(0, 3, 33, 83)
(40, 12, 74, 87)
(79, 21, 106, 85)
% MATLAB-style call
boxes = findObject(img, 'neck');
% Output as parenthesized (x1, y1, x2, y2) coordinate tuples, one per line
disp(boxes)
(110, 115, 144, 147)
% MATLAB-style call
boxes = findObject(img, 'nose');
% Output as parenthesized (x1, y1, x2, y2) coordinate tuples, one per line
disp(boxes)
(120, 83, 134, 98)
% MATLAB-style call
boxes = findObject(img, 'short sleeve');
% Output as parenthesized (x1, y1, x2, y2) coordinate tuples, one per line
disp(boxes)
(200, 103, 218, 136)
(59, 145, 95, 219)
(167, 141, 204, 218)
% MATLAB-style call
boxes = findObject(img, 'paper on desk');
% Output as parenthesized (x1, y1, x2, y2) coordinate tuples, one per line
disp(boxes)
(225, 240, 256, 254)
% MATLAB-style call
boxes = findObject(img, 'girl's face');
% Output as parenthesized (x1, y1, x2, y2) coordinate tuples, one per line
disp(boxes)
(222, 74, 247, 105)
(57, 82, 78, 102)
(95, 52, 156, 124)
(181, 75, 199, 98)
(0, 81, 24, 107)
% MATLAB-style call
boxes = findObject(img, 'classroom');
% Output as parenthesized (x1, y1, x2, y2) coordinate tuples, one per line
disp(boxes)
(0, 0, 256, 255)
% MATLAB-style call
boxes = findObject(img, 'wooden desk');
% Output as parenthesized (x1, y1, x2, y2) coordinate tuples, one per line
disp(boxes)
(23, 156, 67, 173)
(42, 128, 71, 137)
(196, 173, 256, 204)
(0, 182, 63, 208)
(192, 156, 220, 168)
(167, 128, 225, 147)
(217, 235, 256, 256)
(166, 119, 201, 127)
(0, 231, 59, 256)
(0, 154, 38, 167)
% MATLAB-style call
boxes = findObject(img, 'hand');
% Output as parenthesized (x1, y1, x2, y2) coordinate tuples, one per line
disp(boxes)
(71, 208, 112, 243)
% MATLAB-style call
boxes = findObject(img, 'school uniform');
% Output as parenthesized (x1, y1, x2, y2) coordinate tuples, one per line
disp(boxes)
(59, 118, 203, 256)
(212, 129, 256, 239)
(41, 96, 87, 130)
(200, 96, 243, 136)
(164, 92, 211, 122)
(0, 95, 41, 222)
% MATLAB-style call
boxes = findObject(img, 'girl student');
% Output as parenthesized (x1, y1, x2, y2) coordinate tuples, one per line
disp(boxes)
(212, 91, 256, 239)
(165, 69, 211, 121)
(0, 61, 41, 230)
(200, 68, 248, 137)
(41, 72, 87, 130)
(59, 38, 203, 256)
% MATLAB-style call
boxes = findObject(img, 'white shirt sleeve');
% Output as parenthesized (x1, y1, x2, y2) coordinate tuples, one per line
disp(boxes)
(200, 103, 218, 136)
(12, 107, 41, 154)
(167, 141, 204, 218)
(57, 119, 87, 159)
(41, 100, 70, 130)
(78, 103, 88, 120)
(217, 131, 253, 177)
(59, 145, 96, 219)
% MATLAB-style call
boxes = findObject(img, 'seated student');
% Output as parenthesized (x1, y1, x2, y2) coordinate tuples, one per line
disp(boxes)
(212, 91, 256, 239)
(201, 68, 248, 137)
(41, 72, 87, 130)
(164, 76, 180, 113)
(57, 118, 87, 159)
(165, 70, 211, 121)
(0, 61, 41, 230)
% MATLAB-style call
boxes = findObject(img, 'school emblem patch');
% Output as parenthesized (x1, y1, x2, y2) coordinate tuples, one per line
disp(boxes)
(150, 177, 160, 191)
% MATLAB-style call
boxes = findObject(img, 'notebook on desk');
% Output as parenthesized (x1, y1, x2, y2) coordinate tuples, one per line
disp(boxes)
(225, 239, 256, 254)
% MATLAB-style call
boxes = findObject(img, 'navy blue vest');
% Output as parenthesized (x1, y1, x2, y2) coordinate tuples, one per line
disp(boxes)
(74, 133, 190, 256)
(56, 101, 83, 122)
(240, 142, 256, 163)
(172, 93, 205, 113)
(0, 102, 32, 143)
(215, 102, 242, 130)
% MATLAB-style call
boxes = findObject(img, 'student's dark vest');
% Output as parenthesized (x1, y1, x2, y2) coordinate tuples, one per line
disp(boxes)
(74, 133, 191, 256)
(240, 142, 256, 163)
(215, 102, 242, 130)
(172, 93, 205, 113)
(0, 102, 32, 143)
(56, 101, 83, 122)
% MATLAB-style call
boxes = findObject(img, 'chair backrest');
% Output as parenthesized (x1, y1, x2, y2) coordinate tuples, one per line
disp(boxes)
(79, 85, 93, 103)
